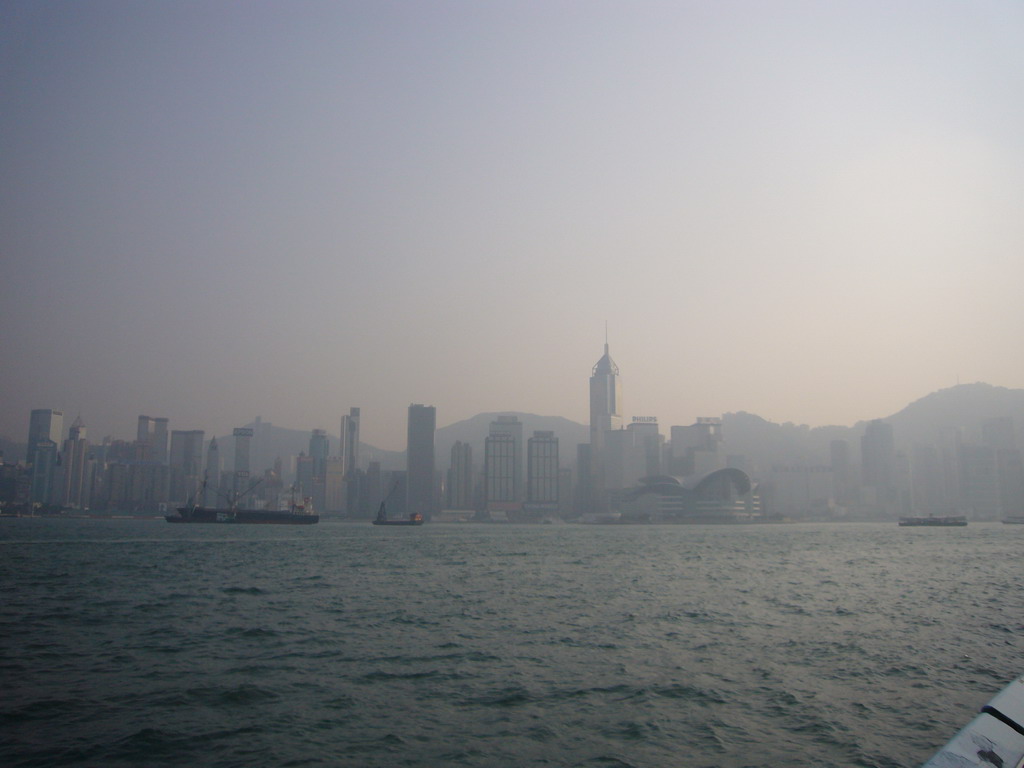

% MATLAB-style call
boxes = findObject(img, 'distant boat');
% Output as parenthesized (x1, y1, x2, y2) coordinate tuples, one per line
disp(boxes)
(1002, 515, 1024, 524)
(166, 479, 319, 525)
(372, 481, 424, 526)
(898, 515, 967, 527)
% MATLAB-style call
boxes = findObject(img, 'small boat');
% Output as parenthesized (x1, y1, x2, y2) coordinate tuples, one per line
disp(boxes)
(898, 515, 967, 527)
(1002, 515, 1024, 524)
(372, 481, 424, 526)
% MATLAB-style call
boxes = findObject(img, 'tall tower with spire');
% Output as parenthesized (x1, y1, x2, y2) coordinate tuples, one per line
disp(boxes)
(589, 333, 622, 512)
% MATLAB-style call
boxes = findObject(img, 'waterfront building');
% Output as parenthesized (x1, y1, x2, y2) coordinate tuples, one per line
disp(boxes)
(670, 418, 724, 477)
(620, 468, 761, 523)
(29, 439, 59, 505)
(309, 429, 329, 477)
(485, 432, 517, 508)
(233, 427, 253, 499)
(168, 429, 204, 505)
(447, 441, 474, 510)
(861, 419, 897, 515)
(296, 452, 314, 501)
(406, 404, 436, 516)
(526, 431, 559, 509)
(324, 456, 345, 514)
(136, 416, 169, 464)
(489, 415, 524, 501)
(27, 409, 63, 465)
(340, 408, 361, 513)
(61, 417, 90, 509)
(204, 437, 221, 506)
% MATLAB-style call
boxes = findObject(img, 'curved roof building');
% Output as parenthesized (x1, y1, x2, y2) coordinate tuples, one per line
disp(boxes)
(619, 468, 761, 523)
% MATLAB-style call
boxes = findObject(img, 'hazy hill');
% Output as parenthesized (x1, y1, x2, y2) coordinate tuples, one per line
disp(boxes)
(886, 383, 1024, 448)
(721, 383, 1024, 475)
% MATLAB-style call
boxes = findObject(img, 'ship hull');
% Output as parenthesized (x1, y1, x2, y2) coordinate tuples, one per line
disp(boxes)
(372, 519, 424, 526)
(898, 516, 967, 527)
(167, 507, 319, 525)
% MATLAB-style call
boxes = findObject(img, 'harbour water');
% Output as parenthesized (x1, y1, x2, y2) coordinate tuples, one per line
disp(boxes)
(2, 520, 1020, 767)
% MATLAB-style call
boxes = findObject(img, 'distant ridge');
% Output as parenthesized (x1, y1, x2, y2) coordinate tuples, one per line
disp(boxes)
(720, 383, 1024, 474)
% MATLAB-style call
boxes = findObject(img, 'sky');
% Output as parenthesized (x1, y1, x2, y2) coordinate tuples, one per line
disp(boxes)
(2, 1, 1023, 452)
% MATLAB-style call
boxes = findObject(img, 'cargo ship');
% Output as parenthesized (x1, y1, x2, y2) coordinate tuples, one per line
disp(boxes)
(165, 480, 319, 525)
(166, 504, 318, 525)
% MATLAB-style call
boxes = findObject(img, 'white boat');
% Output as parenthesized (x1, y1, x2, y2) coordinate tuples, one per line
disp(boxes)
(923, 675, 1024, 767)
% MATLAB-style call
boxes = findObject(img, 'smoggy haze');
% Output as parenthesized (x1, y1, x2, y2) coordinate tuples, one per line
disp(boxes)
(2, 2, 1022, 451)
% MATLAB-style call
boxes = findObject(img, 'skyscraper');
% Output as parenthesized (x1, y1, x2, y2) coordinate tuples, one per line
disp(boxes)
(527, 431, 559, 508)
(204, 437, 221, 506)
(168, 429, 204, 504)
(27, 409, 63, 505)
(27, 409, 63, 464)
(233, 427, 253, 498)
(485, 432, 517, 507)
(340, 407, 361, 514)
(341, 408, 360, 479)
(61, 416, 90, 509)
(136, 415, 169, 463)
(447, 441, 474, 510)
(309, 429, 329, 477)
(406, 404, 436, 517)
(489, 415, 524, 501)
(589, 339, 622, 512)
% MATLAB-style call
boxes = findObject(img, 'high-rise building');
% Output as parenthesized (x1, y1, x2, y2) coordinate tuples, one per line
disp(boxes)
(447, 441, 474, 510)
(29, 440, 59, 504)
(296, 452, 314, 499)
(168, 429, 204, 504)
(309, 429, 329, 477)
(861, 420, 895, 488)
(341, 408, 360, 478)
(61, 416, 90, 509)
(308, 429, 329, 513)
(27, 409, 63, 465)
(489, 416, 523, 501)
(324, 456, 345, 514)
(485, 432, 517, 507)
(589, 339, 622, 512)
(136, 415, 169, 463)
(27, 409, 63, 505)
(341, 407, 361, 514)
(204, 437, 221, 506)
(406, 404, 436, 516)
(233, 427, 253, 498)
(527, 431, 559, 508)
(861, 419, 897, 514)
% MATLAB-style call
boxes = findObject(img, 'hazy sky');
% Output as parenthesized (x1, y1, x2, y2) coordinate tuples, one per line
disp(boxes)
(3, 1, 1022, 451)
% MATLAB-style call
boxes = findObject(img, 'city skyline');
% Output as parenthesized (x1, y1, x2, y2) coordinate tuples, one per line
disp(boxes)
(3, 3, 1023, 452)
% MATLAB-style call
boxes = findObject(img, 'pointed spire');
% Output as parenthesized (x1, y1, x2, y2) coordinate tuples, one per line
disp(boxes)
(592, 329, 619, 376)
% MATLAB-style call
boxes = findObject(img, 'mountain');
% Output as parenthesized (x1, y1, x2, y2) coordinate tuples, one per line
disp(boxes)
(886, 383, 1024, 447)
(720, 383, 1024, 475)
